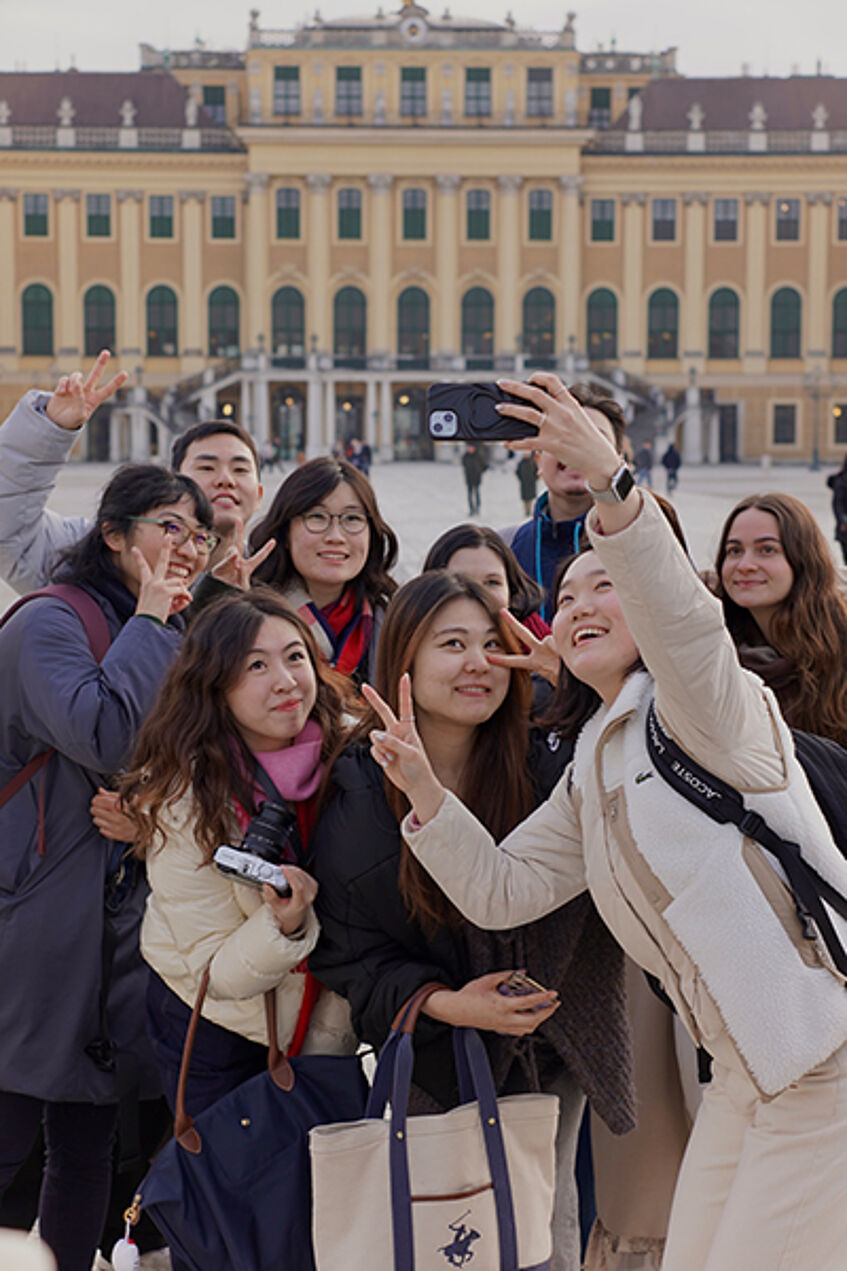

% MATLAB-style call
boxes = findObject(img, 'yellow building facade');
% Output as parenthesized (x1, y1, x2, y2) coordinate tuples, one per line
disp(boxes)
(2, 6, 846, 463)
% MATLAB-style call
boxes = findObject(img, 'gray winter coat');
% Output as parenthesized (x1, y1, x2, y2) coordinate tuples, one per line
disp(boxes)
(0, 583, 182, 1101)
(0, 392, 90, 595)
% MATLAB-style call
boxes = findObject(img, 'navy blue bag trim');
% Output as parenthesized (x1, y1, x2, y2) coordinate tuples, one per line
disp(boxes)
(646, 700, 847, 979)
(366, 982, 526, 1271)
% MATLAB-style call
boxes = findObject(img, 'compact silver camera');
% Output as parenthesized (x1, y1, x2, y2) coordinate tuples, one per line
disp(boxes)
(212, 799, 297, 897)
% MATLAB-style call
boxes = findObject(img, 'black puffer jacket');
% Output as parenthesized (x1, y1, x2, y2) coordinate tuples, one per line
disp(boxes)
(309, 733, 569, 1109)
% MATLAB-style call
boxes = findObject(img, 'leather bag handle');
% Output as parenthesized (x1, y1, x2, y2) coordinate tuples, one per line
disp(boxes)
(174, 970, 295, 1155)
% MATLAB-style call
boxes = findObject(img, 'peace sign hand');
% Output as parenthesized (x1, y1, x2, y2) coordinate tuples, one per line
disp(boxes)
(133, 541, 194, 623)
(45, 350, 129, 431)
(361, 674, 446, 826)
(211, 517, 277, 589)
(486, 607, 561, 686)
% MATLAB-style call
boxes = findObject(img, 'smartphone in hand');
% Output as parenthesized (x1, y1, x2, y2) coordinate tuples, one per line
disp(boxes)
(497, 971, 551, 1001)
(427, 382, 540, 443)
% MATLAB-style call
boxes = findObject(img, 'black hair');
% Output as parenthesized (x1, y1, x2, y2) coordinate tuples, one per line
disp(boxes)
(52, 463, 213, 588)
(170, 420, 260, 476)
(422, 523, 544, 622)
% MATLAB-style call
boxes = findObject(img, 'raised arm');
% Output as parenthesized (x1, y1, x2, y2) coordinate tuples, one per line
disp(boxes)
(0, 353, 128, 593)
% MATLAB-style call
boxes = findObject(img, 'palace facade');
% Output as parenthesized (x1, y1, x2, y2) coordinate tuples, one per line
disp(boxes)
(2, 5, 846, 464)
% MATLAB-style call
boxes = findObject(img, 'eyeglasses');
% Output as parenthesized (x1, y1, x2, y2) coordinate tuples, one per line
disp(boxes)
(299, 510, 369, 536)
(128, 517, 220, 555)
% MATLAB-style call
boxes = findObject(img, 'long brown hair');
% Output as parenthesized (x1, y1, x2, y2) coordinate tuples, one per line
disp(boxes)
(340, 571, 534, 934)
(714, 492, 847, 745)
(249, 457, 398, 608)
(122, 587, 349, 861)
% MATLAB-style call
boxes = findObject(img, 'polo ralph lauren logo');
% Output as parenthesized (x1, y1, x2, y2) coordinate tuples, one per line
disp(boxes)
(438, 1210, 481, 1265)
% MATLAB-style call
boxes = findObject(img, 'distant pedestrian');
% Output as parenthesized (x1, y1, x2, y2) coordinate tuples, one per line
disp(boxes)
(827, 456, 847, 565)
(461, 443, 486, 515)
(516, 453, 537, 516)
(349, 436, 372, 476)
(634, 442, 653, 488)
(661, 442, 681, 495)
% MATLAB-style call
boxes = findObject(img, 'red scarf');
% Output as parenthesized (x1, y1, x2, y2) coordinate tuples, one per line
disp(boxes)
(307, 586, 374, 678)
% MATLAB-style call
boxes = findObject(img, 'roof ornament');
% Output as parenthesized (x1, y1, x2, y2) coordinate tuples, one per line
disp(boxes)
(627, 93, 642, 131)
(687, 101, 704, 130)
(812, 102, 828, 129)
(0, 101, 10, 126)
(185, 95, 199, 126)
(749, 100, 767, 130)
(119, 99, 137, 127)
(56, 96, 75, 126)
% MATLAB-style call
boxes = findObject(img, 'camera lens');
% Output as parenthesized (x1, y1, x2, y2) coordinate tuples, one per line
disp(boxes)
(433, 422, 442, 433)
(443, 412, 455, 423)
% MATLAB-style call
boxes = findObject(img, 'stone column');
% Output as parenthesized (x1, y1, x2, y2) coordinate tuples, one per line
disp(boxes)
(496, 175, 522, 360)
(253, 376, 270, 447)
(558, 176, 582, 356)
(682, 377, 703, 464)
(307, 174, 332, 355)
(180, 191, 206, 365)
(743, 192, 770, 370)
(117, 190, 143, 360)
(323, 378, 336, 450)
(306, 376, 322, 458)
(379, 377, 393, 458)
(682, 192, 708, 367)
(0, 190, 17, 355)
(435, 174, 460, 365)
(365, 377, 378, 449)
(806, 192, 832, 360)
(367, 174, 394, 362)
(54, 189, 81, 361)
(620, 193, 646, 373)
(245, 173, 270, 352)
(129, 383, 150, 460)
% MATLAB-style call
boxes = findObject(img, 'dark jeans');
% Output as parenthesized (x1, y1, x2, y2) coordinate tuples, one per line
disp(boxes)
(0, 1092, 117, 1271)
(146, 970, 268, 1119)
(466, 482, 481, 514)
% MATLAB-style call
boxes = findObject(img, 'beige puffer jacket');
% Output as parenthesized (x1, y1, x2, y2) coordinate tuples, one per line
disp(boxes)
(141, 797, 357, 1055)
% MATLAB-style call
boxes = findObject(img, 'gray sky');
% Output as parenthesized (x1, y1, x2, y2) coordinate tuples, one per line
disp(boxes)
(2, 0, 843, 79)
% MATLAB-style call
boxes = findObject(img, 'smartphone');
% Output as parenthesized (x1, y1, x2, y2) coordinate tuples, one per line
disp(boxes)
(427, 382, 540, 443)
(496, 971, 550, 998)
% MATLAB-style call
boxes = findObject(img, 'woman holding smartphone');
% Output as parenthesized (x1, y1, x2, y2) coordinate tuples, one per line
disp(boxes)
(366, 373, 847, 1271)
(309, 570, 633, 1271)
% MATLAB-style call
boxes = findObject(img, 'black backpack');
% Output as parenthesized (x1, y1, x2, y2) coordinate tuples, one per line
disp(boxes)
(792, 730, 847, 860)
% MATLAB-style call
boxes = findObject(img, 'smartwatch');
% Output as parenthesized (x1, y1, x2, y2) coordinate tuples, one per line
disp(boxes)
(586, 461, 636, 504)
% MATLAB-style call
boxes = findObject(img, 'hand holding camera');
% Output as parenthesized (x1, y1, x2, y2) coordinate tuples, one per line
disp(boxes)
(213, 798, 317, 936)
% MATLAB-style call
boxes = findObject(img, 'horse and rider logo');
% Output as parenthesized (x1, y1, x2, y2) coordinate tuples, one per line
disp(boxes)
(438, 1210, 481, 1266)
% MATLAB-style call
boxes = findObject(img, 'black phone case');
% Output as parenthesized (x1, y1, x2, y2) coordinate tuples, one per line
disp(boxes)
(427, 382, 539, 442)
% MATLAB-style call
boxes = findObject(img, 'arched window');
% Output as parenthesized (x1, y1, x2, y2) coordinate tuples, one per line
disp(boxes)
(208, 286, 240, 357)
(832, 289, 847, 358)
(334, 286, 367, 368)
(587, 288, 617, 361)
(21, 284, 53, 356)
(461, 287, 494, 369)
(770, 287, 801, 358)
(397, 287, 429, 368)
(146, 286, 178, 357)
(522, 287, 555, 368)
(708, 288, 740, 359)
(647, 288, 678, 359)
(83, 285, 116, 357)
(271, 287, 305, 364)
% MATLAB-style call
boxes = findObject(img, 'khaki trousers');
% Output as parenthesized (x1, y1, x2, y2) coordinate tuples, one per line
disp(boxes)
(661, 1038, 847, 1271)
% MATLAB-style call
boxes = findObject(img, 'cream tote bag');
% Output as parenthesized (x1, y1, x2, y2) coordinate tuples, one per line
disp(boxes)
(310, 983, 559, 1271)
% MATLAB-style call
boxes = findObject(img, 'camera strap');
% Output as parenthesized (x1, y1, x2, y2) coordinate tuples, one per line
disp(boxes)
(251, 760, 305, 863)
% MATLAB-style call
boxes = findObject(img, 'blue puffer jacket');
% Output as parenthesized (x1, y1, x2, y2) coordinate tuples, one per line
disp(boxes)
(0, 580, 183, 1102)
(509, 492, 587, 622)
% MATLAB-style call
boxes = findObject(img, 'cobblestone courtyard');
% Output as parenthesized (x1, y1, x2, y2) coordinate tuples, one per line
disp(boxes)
(1, 454, 842, 617)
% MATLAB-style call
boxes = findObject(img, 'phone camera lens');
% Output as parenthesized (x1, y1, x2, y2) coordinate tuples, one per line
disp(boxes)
(443, 412, 455, 423)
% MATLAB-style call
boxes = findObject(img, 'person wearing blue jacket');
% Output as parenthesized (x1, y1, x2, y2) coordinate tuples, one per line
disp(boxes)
(504, 384, 626, 622)
(0, 463, 214, 1271)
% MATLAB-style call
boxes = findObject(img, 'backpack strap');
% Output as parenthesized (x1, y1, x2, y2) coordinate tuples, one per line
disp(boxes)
(646, 699, 847, 980)
(0, 584, 112, 853)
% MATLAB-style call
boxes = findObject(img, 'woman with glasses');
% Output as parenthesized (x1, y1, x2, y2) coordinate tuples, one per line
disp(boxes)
(0, 463, 213, 1271)
(248, 457, 398, 684)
